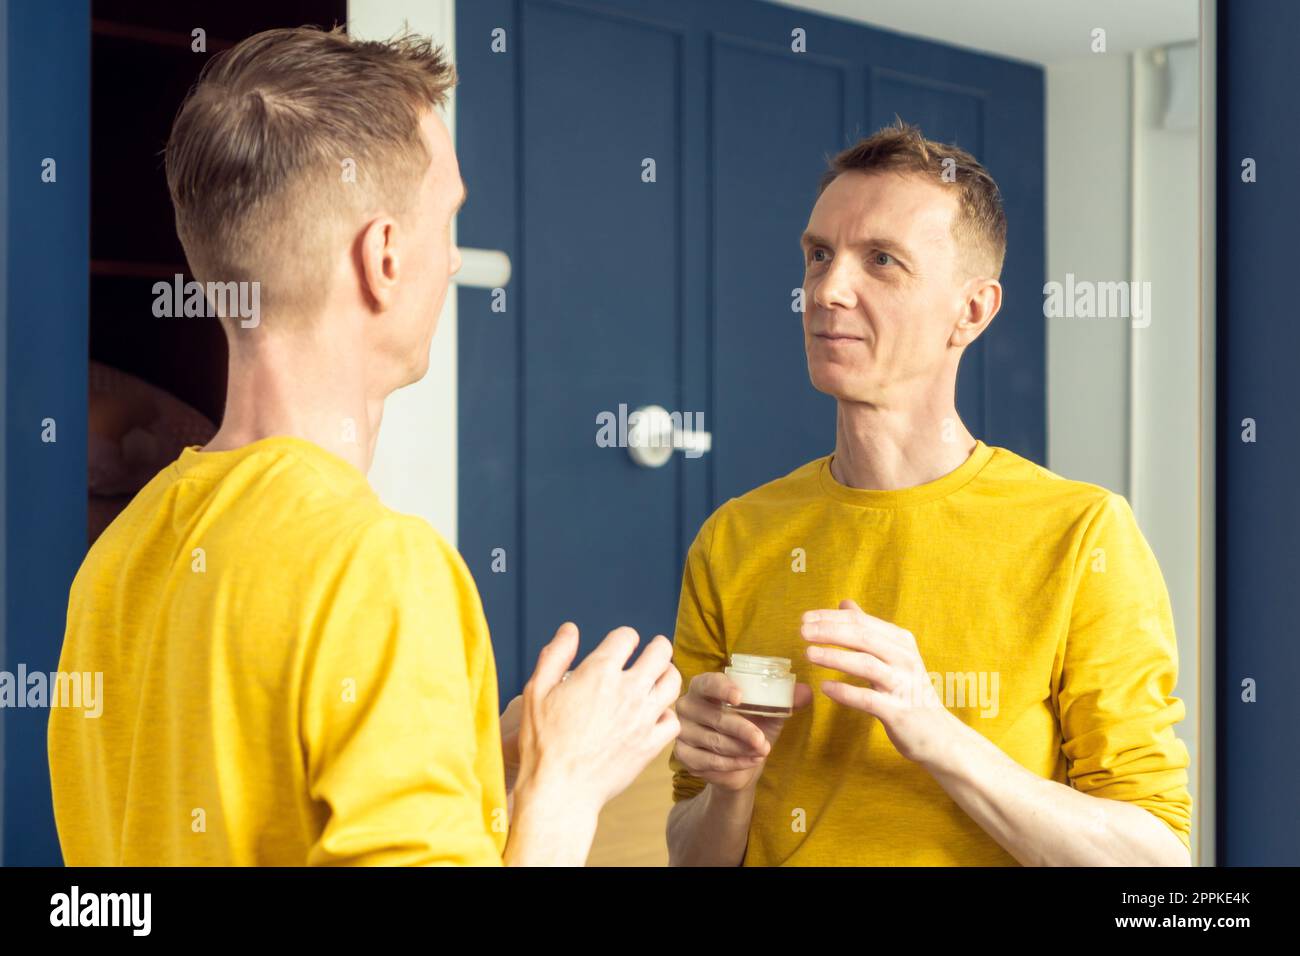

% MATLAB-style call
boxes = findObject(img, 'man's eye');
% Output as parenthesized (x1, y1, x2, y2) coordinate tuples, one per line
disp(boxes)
(873, 251, 896, 266)
(808, 248, 829, 264)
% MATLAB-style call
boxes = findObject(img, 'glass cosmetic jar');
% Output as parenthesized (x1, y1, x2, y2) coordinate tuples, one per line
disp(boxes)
(724, 653, 795, 718)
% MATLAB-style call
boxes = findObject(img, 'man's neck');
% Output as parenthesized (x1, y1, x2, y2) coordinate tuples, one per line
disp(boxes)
(830, 398, 976, 492)
(202, 332, 384, 476)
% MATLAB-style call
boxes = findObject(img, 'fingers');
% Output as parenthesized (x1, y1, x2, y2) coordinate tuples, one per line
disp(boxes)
(499, 693, 525, 738)
(677, 694, 770, 752)
(629, 633, 675, 690)
(810, 603, 913, 642)
(527, 622, 580, 698)
(583, 625, 642, 670)
(821, 679, 895, 717)
(674, 686, 722, 726)
(677, 716, 768, 758)
(674, 740, 765, 775)
(689, 671, 742, 706)
(649, 706, 682, 753)
(801, 613, 903, 665)
(805, 645, 895, 690)
(648, 660, 683, 713)
(791, 681, 815, 712)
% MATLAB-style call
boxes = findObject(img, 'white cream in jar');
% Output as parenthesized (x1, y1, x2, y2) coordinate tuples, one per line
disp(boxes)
(724, 653, 795, 717)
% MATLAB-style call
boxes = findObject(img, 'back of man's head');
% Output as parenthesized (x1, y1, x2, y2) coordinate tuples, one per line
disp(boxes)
(165, 25, 456, 327)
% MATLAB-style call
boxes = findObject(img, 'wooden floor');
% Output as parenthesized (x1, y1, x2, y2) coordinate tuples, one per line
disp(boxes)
(585, 743, 676, 867)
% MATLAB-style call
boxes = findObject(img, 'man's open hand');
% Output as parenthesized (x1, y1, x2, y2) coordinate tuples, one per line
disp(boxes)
(801, 598, 961, 766)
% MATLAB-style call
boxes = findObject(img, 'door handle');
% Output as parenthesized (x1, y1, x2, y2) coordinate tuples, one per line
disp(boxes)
(627, 405, 712, 468)
(452, 247, 512, 288)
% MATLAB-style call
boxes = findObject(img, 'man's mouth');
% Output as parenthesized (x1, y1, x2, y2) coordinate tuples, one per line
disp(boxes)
(814, 332, 864, 343)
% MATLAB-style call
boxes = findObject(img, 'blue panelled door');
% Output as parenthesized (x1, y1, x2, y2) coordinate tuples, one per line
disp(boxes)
(456, 0, 1044, 700)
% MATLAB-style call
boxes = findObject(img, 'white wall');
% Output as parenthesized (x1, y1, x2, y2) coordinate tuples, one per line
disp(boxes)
(348, 0, 459, 545)
(1130, 42, 1203, 862)
(1046, 45, 1204, 861)
(1045, 55, 1132, 493)
(1129, 45, 1199, 681)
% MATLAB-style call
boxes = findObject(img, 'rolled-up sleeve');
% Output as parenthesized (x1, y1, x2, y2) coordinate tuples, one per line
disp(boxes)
(1056, 492, 1192, 849)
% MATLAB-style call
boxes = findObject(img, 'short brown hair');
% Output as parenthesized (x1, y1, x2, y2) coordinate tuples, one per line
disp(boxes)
(819, 118, 1006, 280)
(165, 25, 457, 322)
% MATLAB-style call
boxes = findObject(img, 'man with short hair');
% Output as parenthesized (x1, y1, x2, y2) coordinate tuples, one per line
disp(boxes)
(49, 26, 681, 867)
(667, 122, 1192, 867)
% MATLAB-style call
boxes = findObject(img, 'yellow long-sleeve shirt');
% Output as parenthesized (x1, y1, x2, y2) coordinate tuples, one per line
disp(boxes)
(670, 439, 1192, 866)
(49, 436, 507, 866)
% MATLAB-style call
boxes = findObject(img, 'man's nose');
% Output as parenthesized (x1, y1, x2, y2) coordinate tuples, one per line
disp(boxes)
(813, 261, 856, 311)
(450, 245, 463, 276)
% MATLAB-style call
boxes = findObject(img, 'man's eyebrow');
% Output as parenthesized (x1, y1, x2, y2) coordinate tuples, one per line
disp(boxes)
(800, 231, 914, 260)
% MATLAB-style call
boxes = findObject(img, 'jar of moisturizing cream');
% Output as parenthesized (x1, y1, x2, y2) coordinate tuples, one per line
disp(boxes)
(724, 653, 795, 718)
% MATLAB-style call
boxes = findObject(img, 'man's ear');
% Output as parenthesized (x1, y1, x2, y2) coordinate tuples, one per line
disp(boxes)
(951, 277, 1002, 347)
(358, 216, 401, 311)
